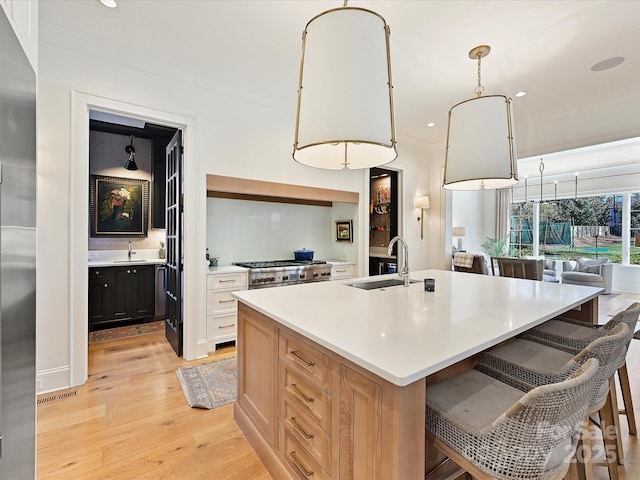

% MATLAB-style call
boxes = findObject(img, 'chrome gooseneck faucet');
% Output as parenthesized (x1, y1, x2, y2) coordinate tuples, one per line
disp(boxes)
(388, 236, 409, 286)
(128, 240, 135, 259)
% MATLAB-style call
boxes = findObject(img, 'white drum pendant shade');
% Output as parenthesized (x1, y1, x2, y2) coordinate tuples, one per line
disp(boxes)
(443, 94, 518, 190)
(293, 7, 397, 170)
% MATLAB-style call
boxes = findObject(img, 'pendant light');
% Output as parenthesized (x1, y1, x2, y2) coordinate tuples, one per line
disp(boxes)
(443, 45, 518, 190)
(124, 135, 138, 171)
(292, 1, 397, 170)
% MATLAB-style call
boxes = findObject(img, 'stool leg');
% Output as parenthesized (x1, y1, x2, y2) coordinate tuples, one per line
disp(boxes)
(564, 460, 580, 480)
(607, 378, 624, 466)
(617, 362, 637, 436)
(576, 416, 592, 480)
(599, 382, 620, 480)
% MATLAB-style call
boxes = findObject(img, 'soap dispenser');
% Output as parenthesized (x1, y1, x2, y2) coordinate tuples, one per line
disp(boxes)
(159, 241, 166, 259)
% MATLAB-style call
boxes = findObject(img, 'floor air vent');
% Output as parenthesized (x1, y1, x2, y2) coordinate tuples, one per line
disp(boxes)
(37, 390, 78, 405)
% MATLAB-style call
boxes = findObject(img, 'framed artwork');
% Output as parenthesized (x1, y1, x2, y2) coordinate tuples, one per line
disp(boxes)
(335, 220, 353, 242)
(90, 175, 149, 237)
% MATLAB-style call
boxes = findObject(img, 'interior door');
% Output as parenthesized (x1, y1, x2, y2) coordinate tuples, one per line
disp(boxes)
(165, 129, 183, 356)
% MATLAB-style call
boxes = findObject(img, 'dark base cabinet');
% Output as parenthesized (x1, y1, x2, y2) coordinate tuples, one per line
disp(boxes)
(89, 265, 156, 330)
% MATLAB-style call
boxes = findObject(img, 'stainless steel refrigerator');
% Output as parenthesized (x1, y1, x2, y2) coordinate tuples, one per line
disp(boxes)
(0, 9, 37, 480)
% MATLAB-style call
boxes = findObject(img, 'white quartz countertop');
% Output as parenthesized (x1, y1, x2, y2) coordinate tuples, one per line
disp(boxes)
(233, 269, 602, 387)
(207, 265, 249, 274)
(87, 249, 166, 267)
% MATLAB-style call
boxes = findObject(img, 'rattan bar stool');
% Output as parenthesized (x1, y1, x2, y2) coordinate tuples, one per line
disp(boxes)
(425, 358, 599, 480)
(479, 323, 629, 480)
(524, 302, 640, 443)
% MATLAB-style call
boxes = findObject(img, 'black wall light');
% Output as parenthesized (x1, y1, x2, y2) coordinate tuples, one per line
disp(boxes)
(124, 135, 138, 171)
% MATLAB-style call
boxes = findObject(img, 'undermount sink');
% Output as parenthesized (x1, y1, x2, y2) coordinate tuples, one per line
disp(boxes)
(347, 278, 419, 290)
(113, 259, 147, 263)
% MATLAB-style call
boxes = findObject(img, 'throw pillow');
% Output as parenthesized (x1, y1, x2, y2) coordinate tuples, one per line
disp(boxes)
(577, 261, 601, 274)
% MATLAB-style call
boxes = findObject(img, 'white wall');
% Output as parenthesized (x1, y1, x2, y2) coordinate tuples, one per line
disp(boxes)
(37, 42, 431, 392)
(206, 198, 358, 264)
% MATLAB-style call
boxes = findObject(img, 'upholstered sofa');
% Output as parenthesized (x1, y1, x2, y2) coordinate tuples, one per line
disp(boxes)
(560, 258, 614, 294)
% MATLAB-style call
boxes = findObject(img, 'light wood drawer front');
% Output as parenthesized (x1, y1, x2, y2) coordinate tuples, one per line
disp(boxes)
(280, 426, 331, 480)
(207, 273, 245, 290)
(280, 362, 332, 432)
(280, 398, 331, 472)
(207, 290, 237, 315)
(279, 331, 332, 393)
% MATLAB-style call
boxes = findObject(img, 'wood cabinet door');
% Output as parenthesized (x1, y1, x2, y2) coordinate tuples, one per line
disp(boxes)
(88, 268, 114, 325)
(339, 365, 383, 480)
(236, 303, 279, 444)
(131, 265, 155, 319)
(112, 267, 133, 321)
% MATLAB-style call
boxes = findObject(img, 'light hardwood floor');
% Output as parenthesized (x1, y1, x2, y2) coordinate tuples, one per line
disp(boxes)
(37, 294, 640, 479)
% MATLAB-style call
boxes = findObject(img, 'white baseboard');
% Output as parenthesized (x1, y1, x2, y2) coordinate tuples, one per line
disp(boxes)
(36, 366, 71, 395)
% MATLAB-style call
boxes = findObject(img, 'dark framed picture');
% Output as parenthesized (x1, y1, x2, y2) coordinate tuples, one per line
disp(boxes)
(335, 220, 353, 242)
(90, 175, 149, 237)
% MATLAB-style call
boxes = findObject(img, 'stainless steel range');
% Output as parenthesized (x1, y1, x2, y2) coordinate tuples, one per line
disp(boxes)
(234, 260, 332, 289)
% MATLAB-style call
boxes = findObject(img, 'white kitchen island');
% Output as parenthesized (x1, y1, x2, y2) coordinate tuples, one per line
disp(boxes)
(232, 269, 602, 480)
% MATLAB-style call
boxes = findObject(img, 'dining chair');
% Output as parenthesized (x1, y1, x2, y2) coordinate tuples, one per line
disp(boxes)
(426, 358, 599, 480)
(521, 302, 640, 465)
(492, 257, 543, 280)
(478, 323, 629, 480)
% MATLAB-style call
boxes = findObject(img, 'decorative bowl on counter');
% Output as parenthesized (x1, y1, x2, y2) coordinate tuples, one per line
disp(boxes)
(294, 249, 314, 261)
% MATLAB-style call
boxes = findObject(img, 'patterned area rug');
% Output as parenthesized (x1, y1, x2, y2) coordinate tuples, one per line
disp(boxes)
(88, 320, 165, 344)
(176, 356, 237, 409)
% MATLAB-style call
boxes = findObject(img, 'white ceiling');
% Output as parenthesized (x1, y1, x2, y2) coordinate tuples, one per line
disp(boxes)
(39, 0, 640, 177)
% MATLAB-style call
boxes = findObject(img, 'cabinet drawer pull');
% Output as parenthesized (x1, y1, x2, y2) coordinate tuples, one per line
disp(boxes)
(218, 299, 235, 303)
(336, 268, 347, 273)
(219, 323, 236, 329)
(288, 450, 314, 477)
(104, 284, 108, 288)
(218, 279, 236, 283)
(290, 382, 314, 403)
(290, 349, 315, 367)
(289, 416, 314, 439)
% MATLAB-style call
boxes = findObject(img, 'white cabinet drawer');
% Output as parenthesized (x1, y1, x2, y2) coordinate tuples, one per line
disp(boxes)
(207, 290, 237, 315)
(207, 272, 246, 290)
(213, 315, 237, 335)
(330, 264, 355, 280)
(206, 314, 237, 342)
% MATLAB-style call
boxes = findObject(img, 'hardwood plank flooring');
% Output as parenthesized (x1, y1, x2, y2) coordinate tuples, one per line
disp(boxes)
(37, 334, 272, 480)
(37, 293, 640, 479)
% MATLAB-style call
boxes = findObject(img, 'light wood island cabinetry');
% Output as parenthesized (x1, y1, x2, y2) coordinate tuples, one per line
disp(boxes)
(235, 302, 425, 480)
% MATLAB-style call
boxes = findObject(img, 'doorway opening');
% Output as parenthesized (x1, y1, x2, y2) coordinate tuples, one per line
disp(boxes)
(87, 113, 178, 344)
(68, 92, 199, 390)
(369, 167, 399, 276)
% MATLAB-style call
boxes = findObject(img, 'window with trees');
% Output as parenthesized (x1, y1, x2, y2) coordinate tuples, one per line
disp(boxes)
(511, 192, 640, 265)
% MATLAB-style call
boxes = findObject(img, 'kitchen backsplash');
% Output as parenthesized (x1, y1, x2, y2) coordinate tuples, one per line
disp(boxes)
(207, 197, 357, 265)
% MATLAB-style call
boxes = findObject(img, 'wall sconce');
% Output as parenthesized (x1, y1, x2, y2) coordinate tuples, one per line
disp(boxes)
(414, 195, 430, 239)
(453, 226, 467, 251)
(124, 136, 138, 171)
(292, 1, 397, 169)
(443, 45, 518, 190)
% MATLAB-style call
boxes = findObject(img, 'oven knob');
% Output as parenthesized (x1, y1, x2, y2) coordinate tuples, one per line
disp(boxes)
(313, 272, 319, 277)
(283, 275, 288, 280)
(300, 274, 306, 279)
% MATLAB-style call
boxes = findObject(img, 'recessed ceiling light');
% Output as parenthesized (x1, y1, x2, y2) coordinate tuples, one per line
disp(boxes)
(514, 91, 527, 98)
(591, 57, 625, 72)
(426, 122, 435, 127)
(99, 0, 118, 8)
